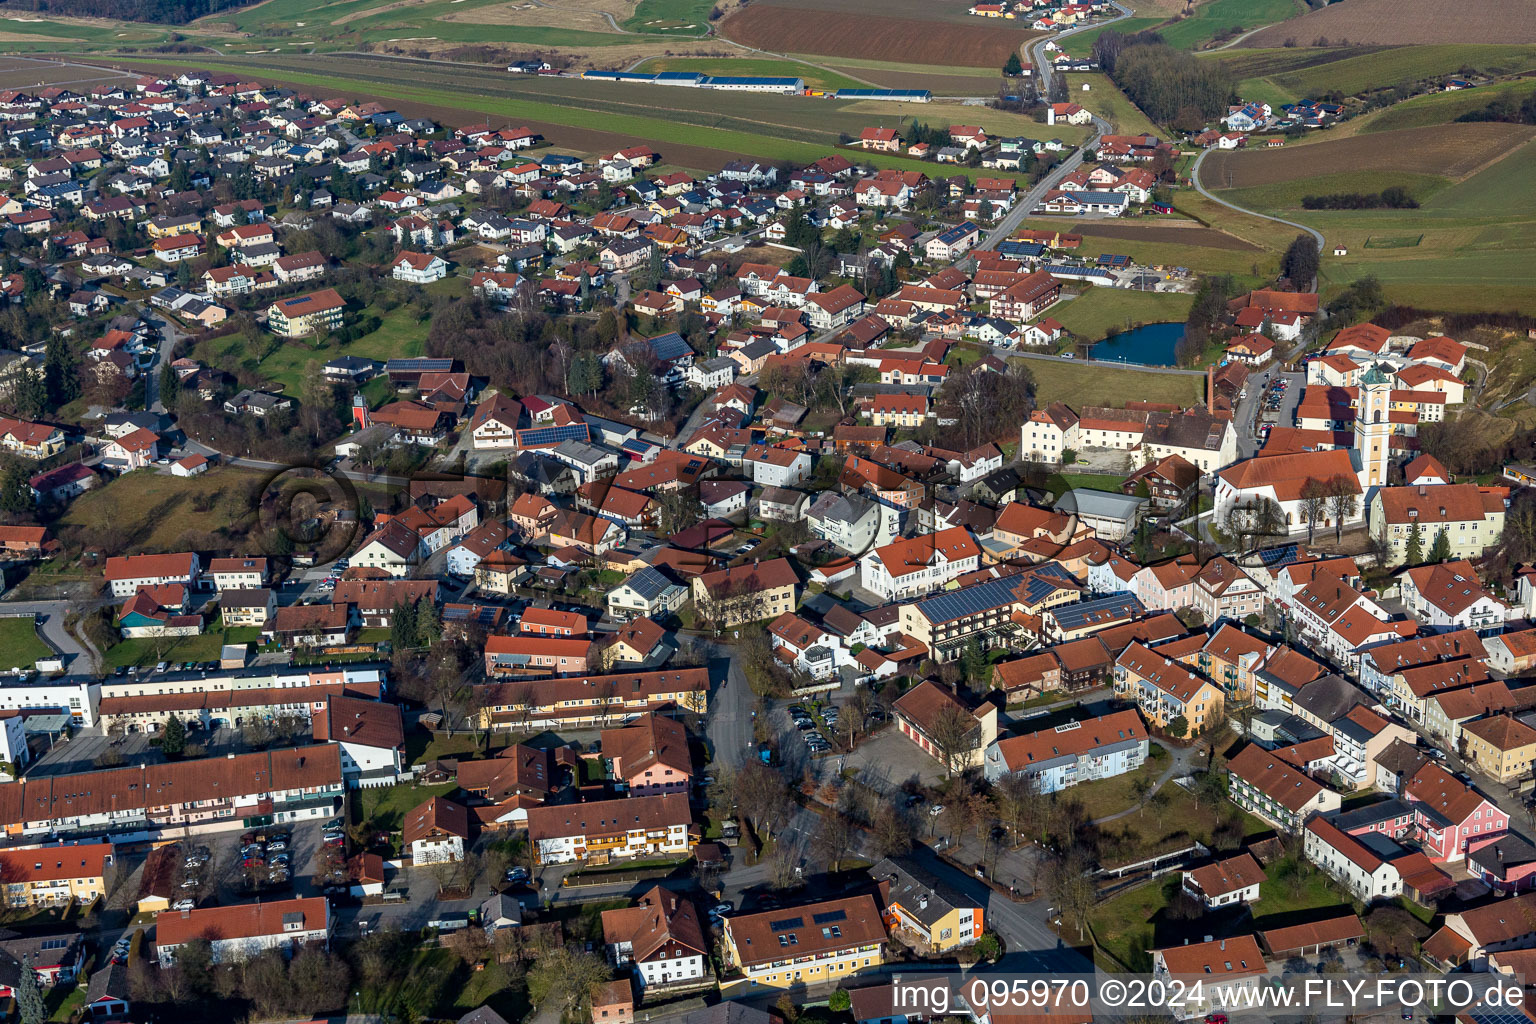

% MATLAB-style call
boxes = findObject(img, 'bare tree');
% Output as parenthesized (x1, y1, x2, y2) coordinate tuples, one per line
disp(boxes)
(811, 810, 857, 872)
(929, 703, 979, 778)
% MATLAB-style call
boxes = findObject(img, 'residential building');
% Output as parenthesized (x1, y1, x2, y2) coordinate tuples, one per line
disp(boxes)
(1181, 852, 1266, 910)
(526, 793, 693, 865)
(872, 856, 983, 952)
(981, 708, 1146, 790)
(601, 885, 709, 990)
(720, 894, 885, 991)
(155, 897, 330, 966)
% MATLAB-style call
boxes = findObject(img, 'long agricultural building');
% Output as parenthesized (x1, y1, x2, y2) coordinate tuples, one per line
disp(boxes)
(576, 71, 932, 101)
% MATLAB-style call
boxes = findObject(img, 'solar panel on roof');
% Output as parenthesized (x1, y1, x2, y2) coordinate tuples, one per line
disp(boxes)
(812, 909, 846, 924)
(516, 423, 590, 447)
(768, 916, 804, 931)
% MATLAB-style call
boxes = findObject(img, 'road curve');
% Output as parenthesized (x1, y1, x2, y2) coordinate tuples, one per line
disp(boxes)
(1190, 146, 1325, 252)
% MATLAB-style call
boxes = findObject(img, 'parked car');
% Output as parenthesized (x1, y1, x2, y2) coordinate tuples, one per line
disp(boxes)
(172, 899, 195, 911)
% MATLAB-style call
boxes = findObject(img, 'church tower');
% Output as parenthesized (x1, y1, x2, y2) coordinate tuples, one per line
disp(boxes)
(1356, 363, 1393, 492)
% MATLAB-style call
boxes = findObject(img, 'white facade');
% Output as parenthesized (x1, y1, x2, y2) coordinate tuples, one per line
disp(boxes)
(0, 679, 100, 726)
(411, 833, 464, 865)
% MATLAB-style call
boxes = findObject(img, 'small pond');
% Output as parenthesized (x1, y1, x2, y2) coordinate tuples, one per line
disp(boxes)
(1088, 321, 1186, 366)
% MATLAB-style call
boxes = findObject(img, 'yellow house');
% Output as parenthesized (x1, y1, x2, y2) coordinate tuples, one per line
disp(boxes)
(873, 857, 984, 953)
(720, 894, 886, 991)
(146, 213, 201, 239)
(0, 842, 113, 907)
(1460, 715, 1536, 784)
(690, 558, 798, 628)
(1116, 641, 1224, 735)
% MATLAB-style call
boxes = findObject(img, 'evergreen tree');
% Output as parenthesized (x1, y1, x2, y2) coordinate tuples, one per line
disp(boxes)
(1003, 52, 1023, 76)
(416, 600, 441, 647)
(1429, 527, 1451, 563)
(1281, 234, 1321, 289)
(44, 335, 78, 409)
(15, 956, 43, 1024)
(162, 714, 186, 756)
(1404, 521, 1424, 565)
(389, 600, 419, 652)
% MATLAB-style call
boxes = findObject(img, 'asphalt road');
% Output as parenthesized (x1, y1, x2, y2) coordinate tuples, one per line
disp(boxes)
(1191, 147, 1326, 255)
(141, 307, 185, 415)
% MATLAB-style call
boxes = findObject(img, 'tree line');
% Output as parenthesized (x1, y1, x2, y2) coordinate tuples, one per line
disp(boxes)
(1301, 186, 1418, 210)
(1092, 30, 1235, 128)
(4, 0, 262, 24)
(1456, 93, 1536, 125)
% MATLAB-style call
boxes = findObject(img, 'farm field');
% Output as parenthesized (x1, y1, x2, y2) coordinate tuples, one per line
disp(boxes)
(1354, 75, 1536, 135)
(1199, 137, 1536, 312)
(1055, 17, 1162, 56)
(1213, 44, 1536, 107)
(1013, 349, 1204, 408)
(819, 64, 1005, 96)
(1046, 288, 1193, 342)
(1246, 0, 1536, 46)
(750, 0, 987, 26)
(1152, 0, 1302, 51)
(719, 5, 1039, 68)
(107, 53, 1048, 175)
(1017, 219, 1272, 277)
(632, 57, 870, 91)
(1201, 122, 1535, 190)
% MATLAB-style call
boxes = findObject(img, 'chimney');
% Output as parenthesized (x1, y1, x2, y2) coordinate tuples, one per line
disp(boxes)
(1419, 486, 1427, 497)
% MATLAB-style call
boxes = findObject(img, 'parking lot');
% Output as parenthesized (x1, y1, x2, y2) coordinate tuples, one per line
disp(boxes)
(28, 724, 303, 777)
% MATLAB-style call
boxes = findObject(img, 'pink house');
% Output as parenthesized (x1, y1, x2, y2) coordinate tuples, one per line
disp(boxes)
(599, 713, 692, 796)
(1404, 763, 1506, 862)
(1468, 835, 1536, 892)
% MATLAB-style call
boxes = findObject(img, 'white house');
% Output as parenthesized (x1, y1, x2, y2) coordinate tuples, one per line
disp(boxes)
(103, 552, 199, 598)
(390, 251, 449, 284)
(156, 898, 330, 967)
(858, 526, 980, 601)
(1181, 852, 1266, 910)
(526, 794, 692, 865)
(403, 796, 470, 864)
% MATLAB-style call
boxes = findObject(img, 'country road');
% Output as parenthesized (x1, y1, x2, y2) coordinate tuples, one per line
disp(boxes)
(978, 1, 1134, 252)
(1190, 147, 1325, 253)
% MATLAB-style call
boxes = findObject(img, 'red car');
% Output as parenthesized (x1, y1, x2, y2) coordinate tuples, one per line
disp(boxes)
(1205, 1015, 1228, 1024)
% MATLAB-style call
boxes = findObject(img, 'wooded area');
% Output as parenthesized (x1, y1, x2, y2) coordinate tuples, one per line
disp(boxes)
(0, 0, 259, 24)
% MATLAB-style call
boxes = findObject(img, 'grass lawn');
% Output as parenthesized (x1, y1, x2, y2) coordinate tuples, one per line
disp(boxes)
(404, 731, 490, 766)
(58, 465, 266, 555)
(1020, 223, 1273, 279)
(1251, 858, 1348, 929)
(0, 616, 52, 671)
(635, 56, 866, 92)
(1088, 875, 1176, 970)
(1047, 471, 1129, 495)
(355, 780, 460, 833)
(1049, 287, 1193, 341)
(46, 982, 87, 1022)
(1063, 73, 1163, 138)
(1064, 761, 1162, 818)
(623, 0, 712, 32)
(256, 305, 428, 394)
(1015, 354, 1205, 408)
(103, 632, 230, 670)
